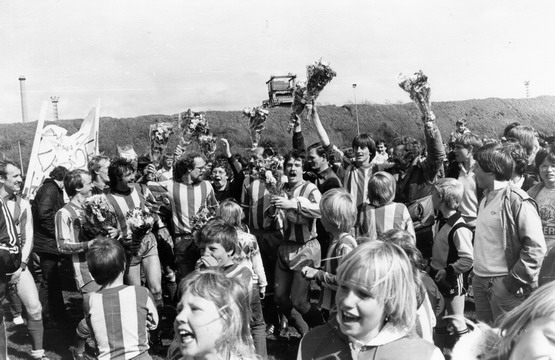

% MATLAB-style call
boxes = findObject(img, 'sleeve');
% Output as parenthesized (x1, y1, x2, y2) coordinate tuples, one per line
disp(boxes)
(249, 236, 267, 289)
(298, 187, 322, 219)
(0, 198, 19, 250)
(504, 199, 548, 293)
(403, 206, 416, 243)
(315, 240, 356, 290)
(205, 182, 218, 207)
(228, 157, 245, 202)
(420, 121, 446, 183)
(292, 130, 306, 152)
(55, 210, 89, 254)
(448, 227, 473, 275)
(35, 185, 57, 238)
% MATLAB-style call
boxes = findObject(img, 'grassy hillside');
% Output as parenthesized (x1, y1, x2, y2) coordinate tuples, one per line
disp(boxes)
(2, 96, 555, 170)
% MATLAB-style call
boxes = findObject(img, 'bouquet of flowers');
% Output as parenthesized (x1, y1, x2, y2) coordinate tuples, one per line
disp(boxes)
(289, 60, 337, 132)
(149, 122, 174, 164)
(176, 109, 218, 158)
(252, 156, 284, 196)
(191, 204, 219, 234)
(243, 106, 269, 149)
(126, 207, 155, 255)
(398, 70, 435, 122)
(81, 195, 118, 240)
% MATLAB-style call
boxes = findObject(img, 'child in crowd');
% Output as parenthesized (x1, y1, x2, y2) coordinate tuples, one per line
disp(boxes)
(429, 178, 473, 355)
(216, 199, 267, 301)
(301, 188, 357, 318)
(167, 270, 257, 360)
(379, 229, 441, 343)
(86, 237, 158, 360)
(298, 241, 444, 360)
(194, 218, 266, 358)
(355, 171, 415, 241)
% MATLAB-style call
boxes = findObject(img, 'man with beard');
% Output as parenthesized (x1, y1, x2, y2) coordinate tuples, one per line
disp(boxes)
(88, 155, 110, 195)
(210, 138, 244, 203)
(268, 149, 324, 335)
(149, 152, 217, 282)
(310, 104, 377, 207)
(32, 165, 68, 328)
(0, 160, 48, 360)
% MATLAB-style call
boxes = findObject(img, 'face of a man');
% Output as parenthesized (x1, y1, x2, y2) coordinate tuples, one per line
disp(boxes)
(78, 173, 93, 198)
(377, 144, 386, 155)
(454, 144, 472, 163)
(353, 146, 371, 165)
(0, 164, 23, 195)
(473, 162, 491, 189)
(307, 149, 326, 172)
(211, 166, 228, 189)
(190, 157, 207, 184)
(285, 158, 303, 186)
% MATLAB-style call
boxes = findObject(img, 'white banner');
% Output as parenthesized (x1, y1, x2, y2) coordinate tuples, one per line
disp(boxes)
(23, 105, 100, 199)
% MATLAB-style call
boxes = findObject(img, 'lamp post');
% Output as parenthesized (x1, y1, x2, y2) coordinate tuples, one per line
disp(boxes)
(353, 84, 360, 135)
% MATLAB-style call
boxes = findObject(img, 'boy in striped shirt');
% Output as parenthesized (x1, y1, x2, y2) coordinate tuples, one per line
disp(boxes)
(87, 237, 158, 360)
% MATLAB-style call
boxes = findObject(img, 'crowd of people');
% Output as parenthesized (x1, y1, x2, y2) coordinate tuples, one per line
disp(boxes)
(1, 103, 555, 360)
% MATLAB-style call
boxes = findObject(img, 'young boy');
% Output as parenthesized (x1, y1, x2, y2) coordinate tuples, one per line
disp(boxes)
(429, 178, 473, 354)
(86, 237, 158, 360)
(301, 188, 357, 317)
(195, 218, 266, 358)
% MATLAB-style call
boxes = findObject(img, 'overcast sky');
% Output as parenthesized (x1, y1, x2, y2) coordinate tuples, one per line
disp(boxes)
(1, 0, 554, 124)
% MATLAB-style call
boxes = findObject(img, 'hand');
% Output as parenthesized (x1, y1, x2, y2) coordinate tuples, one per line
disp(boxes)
(197, 255, 220, 269)
(271, 195, 296, 210)
(106, 226, 121, 239)
(435, 269, 447, 283)
(146, 164, 157, 175)
(301, 266, 319, 280)
(9, 268, 22, 286)
(146, 313, 157, 330)
(219, 138, 232, 157)
(259, 289, 266, 300)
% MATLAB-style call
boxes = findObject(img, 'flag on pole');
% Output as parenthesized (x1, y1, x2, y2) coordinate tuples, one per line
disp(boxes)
(23, 105, 100, 199)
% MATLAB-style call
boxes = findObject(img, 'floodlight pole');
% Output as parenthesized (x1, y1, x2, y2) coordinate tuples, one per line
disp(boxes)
(353, 84, 360, 135)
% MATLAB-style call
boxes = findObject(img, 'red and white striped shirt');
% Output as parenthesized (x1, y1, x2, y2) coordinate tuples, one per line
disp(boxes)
(150, 180, 217, 235)
(105, 184, 157, 239)
(242, 177, 272, 231)
(281, 182, 321, 244)
(0, 196, 20, 255)
(88, 285, 158, 360)
(343, 165, 374, 207)
(5, 196, 31, 259)
(55, 202, 94, 289)
(355, 202, 415, 242)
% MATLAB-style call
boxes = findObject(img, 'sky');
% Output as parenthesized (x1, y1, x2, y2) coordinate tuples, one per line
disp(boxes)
(1, 0, 555, 124)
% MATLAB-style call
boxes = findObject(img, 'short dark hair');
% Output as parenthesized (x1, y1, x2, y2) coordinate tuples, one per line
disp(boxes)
(306, 142, 328, 160)
(195, 218, 238, 254)
(503, 122, 521, 138)
(284, 149, 306, 166)
(0, 160, 20, 180)
(474, 143, 514, 181)
(108, 157, 135, 186)
(64, 169, 90, 197)
(49, 166, 68, 181)
(87, 237, 126, 286)
(352, 133, 376, 157)
(454, 133, 483, 153)
(174, 152, 205, 181)
(376, 139, 387, 147)
(88, 155, 110, 181)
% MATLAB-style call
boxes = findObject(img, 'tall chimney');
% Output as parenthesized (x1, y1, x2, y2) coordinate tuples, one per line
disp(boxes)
(51, 96, 59, 121)
(19, 76, 28, 123)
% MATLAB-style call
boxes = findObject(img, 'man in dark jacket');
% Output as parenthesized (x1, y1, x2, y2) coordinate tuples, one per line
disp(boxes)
(32, 166, 67, 325)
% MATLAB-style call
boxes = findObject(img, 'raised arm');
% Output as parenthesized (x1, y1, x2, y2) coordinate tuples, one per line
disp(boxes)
(308, 104, 331, 148)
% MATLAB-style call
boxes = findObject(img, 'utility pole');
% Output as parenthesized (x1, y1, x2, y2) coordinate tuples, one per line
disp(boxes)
(524, 81, 530, 98)
(19, 76, 28, 123)
(353, 84, 359, 135)
(51, 96, 59, 121)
